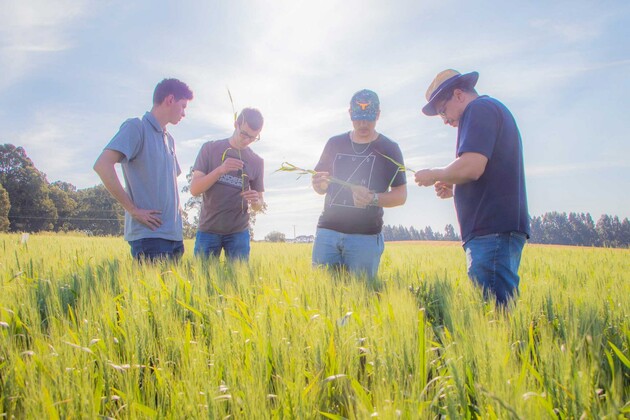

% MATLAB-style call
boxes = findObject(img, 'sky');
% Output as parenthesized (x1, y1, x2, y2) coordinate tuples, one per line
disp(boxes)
(1, 0, 629, 240)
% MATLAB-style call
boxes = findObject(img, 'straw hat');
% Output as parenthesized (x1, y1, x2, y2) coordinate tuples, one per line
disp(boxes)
(422, 69, 479, 116)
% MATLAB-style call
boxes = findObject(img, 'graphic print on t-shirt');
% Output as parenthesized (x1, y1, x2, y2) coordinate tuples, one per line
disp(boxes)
(218, 171, 245, 189)
(330, 152, 376, 208)
(217, 149, 248, 190)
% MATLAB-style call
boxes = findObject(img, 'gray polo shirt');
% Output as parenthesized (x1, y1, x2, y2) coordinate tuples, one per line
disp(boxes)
(105, 112, 183, 241)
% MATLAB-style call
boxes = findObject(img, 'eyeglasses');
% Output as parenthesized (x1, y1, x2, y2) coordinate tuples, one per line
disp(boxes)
(436, 94, 454, 118)
(239, 127, 261, 142)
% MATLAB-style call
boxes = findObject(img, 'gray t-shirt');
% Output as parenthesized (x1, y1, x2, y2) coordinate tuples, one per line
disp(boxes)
(105, 112, 183, 241)
(193, 139, 264, 235)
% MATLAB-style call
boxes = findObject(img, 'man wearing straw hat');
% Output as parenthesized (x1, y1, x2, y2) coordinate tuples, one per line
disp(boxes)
(311, 89, 407, 280)
(415, 69, 530, 306)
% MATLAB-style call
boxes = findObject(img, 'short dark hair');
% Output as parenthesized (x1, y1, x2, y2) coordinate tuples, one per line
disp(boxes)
(153, 78, 193, 105)
(440, 83, 477, 101)
(236, 108, 264, 131)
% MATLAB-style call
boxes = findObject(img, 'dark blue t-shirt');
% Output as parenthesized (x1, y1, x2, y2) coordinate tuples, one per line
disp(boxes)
(455, 96, 530, 243)
(315, 132, 406, 234)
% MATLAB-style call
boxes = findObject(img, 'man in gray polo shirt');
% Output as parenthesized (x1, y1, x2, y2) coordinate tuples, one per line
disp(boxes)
(94, 78, 193, 261)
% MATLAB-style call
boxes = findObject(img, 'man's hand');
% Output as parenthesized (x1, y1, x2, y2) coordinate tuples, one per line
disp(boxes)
(312, 171, 330, 194)
(415, 169, 436, 187)
(435, 182, 453, 199)
(220, 157, 244, 175)
(241, 189, 260, 205)
(130, 208, 162, 230)
(351, 185, 374, 208)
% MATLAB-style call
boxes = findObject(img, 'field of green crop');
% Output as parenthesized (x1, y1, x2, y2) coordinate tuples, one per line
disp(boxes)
(0, 233, 628, 418)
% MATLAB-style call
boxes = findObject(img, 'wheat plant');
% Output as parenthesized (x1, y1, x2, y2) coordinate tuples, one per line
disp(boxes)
(0, 234, 628, 418)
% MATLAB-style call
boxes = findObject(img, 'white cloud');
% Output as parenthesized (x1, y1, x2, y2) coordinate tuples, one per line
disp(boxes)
(0, 0, 91, 90)
(1, 0, 629, 237)
(530, 18, 602, 44)
(527, 160, 630, 177)
(11, 108, 103, 185)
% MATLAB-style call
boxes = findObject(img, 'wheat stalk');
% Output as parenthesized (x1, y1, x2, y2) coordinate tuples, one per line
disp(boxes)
(274, 162, 357, 188)
(377, 152, 416, 173)
(222, 147, 250, 212)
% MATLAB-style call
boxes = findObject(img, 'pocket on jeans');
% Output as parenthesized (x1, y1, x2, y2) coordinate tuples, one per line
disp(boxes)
(510, 232, 528, 240)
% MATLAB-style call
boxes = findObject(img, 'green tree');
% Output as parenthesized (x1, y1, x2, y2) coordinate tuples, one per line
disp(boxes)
(596, 214, 624, 248)
(443, 224, 458, 241)
(48, 183, 78, 231)
(181, 167, 202, 239)
(568, 212, 597, 246)
(540, 212, 571, 245)
(265, 231, 286, 242)
(0, 183, 10, 232)
(0, 144, 57, 231)
(72, 185, 124, 235)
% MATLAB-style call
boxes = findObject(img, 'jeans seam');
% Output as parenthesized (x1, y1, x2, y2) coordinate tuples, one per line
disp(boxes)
(491, 236, 500, 293)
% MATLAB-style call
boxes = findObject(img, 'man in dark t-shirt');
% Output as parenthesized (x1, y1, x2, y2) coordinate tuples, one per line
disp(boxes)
(415, 69, 530, 306)
(190, 108, 265, 261)
(311, 89, 407, 279)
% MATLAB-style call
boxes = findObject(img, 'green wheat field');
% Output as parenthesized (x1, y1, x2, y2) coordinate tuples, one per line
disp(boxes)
(0, 233, 628, 419)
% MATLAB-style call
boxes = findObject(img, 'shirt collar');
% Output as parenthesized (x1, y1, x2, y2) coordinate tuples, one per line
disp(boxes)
(144, 111, 164, 134)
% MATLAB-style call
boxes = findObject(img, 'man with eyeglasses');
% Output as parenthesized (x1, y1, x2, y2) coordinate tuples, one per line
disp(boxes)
(415, 69, 529, 307)
(190, 108, 265, 261)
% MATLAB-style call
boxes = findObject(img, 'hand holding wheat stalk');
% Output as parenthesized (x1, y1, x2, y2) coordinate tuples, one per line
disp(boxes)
(275, 162, 356, 188)
(222, 147, 250, 212)
(377, 152, 416, 173)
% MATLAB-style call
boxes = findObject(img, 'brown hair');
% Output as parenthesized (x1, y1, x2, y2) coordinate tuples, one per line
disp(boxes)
(236, 108, 264, 131)
(153, 78, 193, 104)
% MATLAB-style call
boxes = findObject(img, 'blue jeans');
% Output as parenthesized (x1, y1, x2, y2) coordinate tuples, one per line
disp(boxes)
(312, 228, 384, 278)
(194, 229, 250, 261)
(129, 238, 184, 262)
(463, 232, 527, 306)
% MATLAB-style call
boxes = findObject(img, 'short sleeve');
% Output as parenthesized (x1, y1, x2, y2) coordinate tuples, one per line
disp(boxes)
(457, 101, 500, 159)
(105, 118, 143, 163)
(388, 143, 407, 188)
(193, 141, 214, 174)
(314, 138, 335, 172)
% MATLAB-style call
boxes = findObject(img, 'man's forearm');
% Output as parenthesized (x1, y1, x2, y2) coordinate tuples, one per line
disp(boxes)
(94, 163, 136, 213)
(374, 185, 407, 208)
(432, 153, 488, 185)
(190, 168, 225, 196)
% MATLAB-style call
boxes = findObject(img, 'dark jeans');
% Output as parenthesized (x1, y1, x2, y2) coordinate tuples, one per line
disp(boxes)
(129, 238, 184, 262)
(463, 232, 527, 306)
(194, 229, 250, 261)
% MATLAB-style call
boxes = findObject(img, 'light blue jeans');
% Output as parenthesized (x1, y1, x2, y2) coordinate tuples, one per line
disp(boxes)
(312, 228, 384, 278)
(463, 232, 527, 306)
(194, 229, 250, 261)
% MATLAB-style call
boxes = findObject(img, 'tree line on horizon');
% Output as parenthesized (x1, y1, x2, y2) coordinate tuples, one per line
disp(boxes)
(382, 211, 630, 248)
(1, 143, 628, 248)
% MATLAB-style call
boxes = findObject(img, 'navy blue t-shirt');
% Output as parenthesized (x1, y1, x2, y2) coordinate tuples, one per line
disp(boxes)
(454, 96, 530, 243)
(315, 132, 406, 234)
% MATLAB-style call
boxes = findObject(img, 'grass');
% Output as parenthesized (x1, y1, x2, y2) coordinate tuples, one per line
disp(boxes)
(0, 234, 628, 418)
